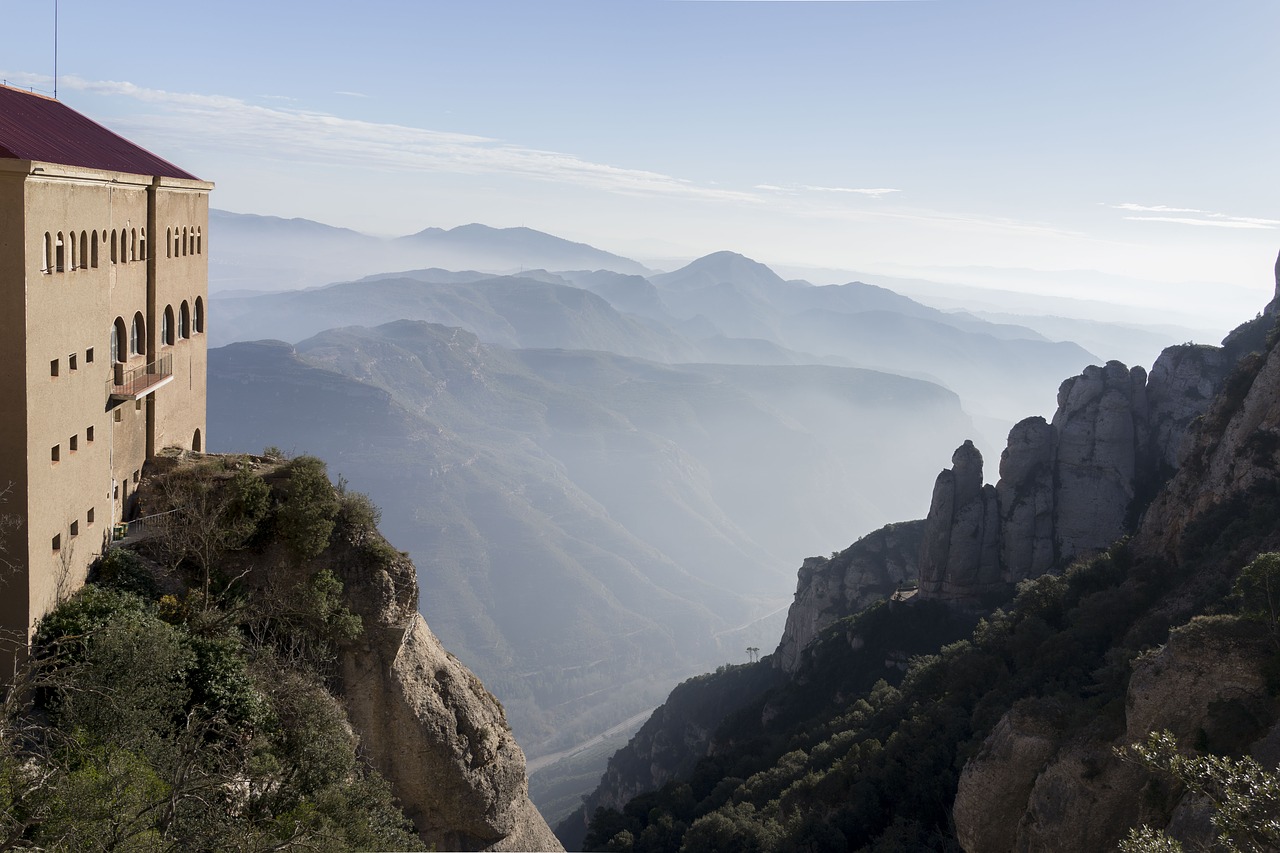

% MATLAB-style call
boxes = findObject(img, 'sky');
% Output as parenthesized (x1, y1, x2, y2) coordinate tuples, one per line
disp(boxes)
(2, 0, 1278, 326)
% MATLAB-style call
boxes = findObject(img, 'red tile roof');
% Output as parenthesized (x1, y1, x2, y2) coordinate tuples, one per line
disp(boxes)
(0, 85, 199, 181)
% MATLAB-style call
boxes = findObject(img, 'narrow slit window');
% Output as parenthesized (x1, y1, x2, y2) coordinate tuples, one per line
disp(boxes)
(70, 520, 78, 537)
(52, 534, 60, 552)
(69, 435, 78, 453)
(50, 358, 59, 377)
(51, 444, 60, 463)
(86, 426, 95, 443)
(87, 508, 95, 525)
(68, 353, 77, 371)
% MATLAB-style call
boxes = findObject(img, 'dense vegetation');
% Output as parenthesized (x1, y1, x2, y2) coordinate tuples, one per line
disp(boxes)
(583, 501, 1280, 853)
(0, 454, 424, 852)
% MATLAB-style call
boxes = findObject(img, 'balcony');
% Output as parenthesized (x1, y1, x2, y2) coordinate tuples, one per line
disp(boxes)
(108, 353, 173, 401)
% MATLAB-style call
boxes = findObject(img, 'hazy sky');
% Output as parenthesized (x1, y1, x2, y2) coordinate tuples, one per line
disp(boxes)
(3, 0, 1278, 322)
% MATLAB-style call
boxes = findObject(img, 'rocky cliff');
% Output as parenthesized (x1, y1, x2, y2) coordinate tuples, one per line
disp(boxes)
(772, 344, 1232, 661)
(774, 521, 923, 673)
(141, 456, 563, 852)
(328, 534, 563, 852)
(918, 347, 1230, 607)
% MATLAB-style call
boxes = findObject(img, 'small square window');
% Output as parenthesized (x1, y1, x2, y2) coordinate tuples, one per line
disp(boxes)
(86, 347, 94, 364)
(86, 426, 95, 443)
(69, 521, 78, 537)
(51, 534, 60, 551)
(68, 353, 77, 371)
(114, 409, 122, 423)
(51, 445, 60, 463)
(87, 507, 95, 525)
(69, 435, 78, 452)
(50, 358, 59, 377)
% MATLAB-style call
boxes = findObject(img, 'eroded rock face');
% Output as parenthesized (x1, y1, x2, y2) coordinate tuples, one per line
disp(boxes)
(952, 705, 1062, 853)
(919, 441, 1002, 604)
(1052, 361, 1146, 562)
(334, 545, 562, 852)
(1145, 345, 1230, 471)
(775, 521, 924, 673)
(997, 417, 1056, 583)
(922, 352, 1231, 607)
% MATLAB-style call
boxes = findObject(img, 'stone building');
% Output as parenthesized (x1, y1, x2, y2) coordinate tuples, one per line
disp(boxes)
(0, 84, 211, 671)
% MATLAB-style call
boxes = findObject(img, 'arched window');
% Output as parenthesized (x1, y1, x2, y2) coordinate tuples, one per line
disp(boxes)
(173, 229, 180, 257)
(179, 301, 191, 339)
(196, 226, 202, 254)
(55, 232, 65, 272)
(130, 313, 144, 356)
(91, 231, 99, 268)
(42, 232, 52, 273)
(110, 231, 118, 264)
(68, 231, 77, 270)
(193, 296, 204, 334)
(130, 229, 137, 261)
(80, 231, 88, 268)
(111, 317, 126, 363)
(192, 428, 202, 453)
(139, 228, 146, 260)
(161, 305, 174, 346)
(119, 230, 128, 264)
(166, 227, 172, 258)
(182, 227, 188, 257)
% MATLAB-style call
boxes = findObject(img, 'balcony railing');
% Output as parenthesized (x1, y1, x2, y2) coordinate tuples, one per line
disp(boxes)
(108, 353, 174, 400)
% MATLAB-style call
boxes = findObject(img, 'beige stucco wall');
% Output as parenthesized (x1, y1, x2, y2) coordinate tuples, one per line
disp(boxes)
(0, 159, 210, 661)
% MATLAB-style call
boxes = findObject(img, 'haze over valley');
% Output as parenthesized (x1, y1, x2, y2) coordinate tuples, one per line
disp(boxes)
(202, 212, 1250, 822)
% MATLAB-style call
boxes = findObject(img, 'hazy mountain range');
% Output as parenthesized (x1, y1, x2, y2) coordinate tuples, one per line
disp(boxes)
(203, 210, 1210, 813)
(208, 322, 973, 755)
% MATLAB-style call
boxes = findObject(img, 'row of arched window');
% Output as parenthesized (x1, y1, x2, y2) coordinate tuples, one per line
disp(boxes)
(41, 228, 148, 273)
(107, 297, 204, 363)
(166, 226, 203, 258)
(41, 224, 204, 273)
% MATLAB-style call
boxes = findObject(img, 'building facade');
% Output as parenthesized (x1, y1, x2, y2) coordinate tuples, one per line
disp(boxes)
(0, 85, 211, 669)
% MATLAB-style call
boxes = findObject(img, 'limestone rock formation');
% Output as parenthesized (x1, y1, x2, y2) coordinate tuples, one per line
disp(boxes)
(775, 520, 923, 672)
(1051, 361, 1147, 560)
(333, 540, 563, 852)
(996, 416, 1056, 582)
(918, 441, 1002, 603)
(921, 349, 1233, 607)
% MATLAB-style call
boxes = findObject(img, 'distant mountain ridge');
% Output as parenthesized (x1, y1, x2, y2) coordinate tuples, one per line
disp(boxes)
(209, 210, 649, 292)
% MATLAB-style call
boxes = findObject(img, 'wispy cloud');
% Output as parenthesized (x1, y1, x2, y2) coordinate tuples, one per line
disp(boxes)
(1104, 202, 1278, 229)
(37, 73, 760, 205)
(334, 91, 369, 99)
(756, 183, 899, 197)
(5, 72, 1076, 243)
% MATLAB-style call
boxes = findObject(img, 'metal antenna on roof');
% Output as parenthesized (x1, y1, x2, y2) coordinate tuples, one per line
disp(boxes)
(53, 0, 58, 99)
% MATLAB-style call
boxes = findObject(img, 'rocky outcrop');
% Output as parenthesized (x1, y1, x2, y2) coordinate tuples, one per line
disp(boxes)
(954, 619, 1278, 853)
(333, 539, 563, 852)
(996, 417, 1056, 582)
(920, 350, 1233, 607)
(1051, 361, 1147, 559)
(919, 441, 1002, 603)
(775, 521, 923, 672)
(1137, 331, 1280, 562)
